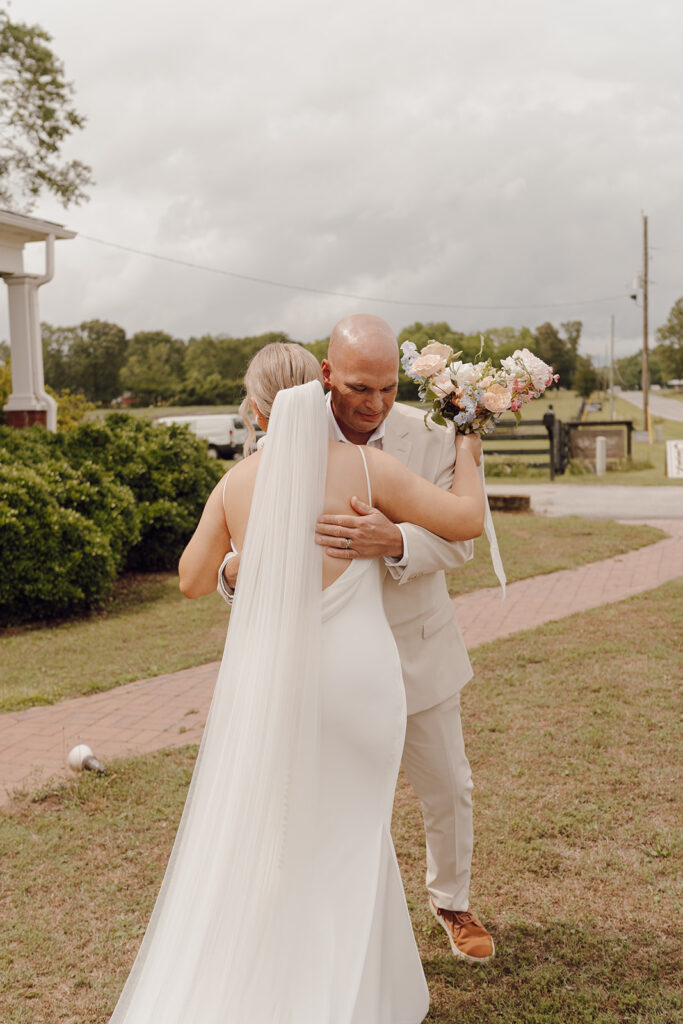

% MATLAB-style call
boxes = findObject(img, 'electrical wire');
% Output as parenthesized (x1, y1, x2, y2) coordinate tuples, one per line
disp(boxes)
(78, 233, 631, 313)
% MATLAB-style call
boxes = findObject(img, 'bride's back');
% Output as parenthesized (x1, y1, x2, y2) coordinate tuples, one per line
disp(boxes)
(224, 441, 372, 590)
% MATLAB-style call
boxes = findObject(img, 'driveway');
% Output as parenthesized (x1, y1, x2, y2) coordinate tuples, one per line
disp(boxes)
(486, 482, 683, 519)
(619, 390, 683, 424)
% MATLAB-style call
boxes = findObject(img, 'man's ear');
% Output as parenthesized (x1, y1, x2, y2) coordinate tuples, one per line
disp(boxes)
(321, 359, 332, 388)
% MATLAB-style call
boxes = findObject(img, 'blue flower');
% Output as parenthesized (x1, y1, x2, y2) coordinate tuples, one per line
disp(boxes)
(400, 340, 419, 375)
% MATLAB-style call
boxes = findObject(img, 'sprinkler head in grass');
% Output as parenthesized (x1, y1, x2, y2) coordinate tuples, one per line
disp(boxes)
(67, 744, 107, 775)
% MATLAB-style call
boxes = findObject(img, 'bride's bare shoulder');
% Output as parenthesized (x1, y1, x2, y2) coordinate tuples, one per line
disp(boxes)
(220, 450, 262, 498)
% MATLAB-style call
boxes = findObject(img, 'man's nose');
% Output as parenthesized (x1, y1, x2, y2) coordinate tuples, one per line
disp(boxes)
(364, 392, 383, 412)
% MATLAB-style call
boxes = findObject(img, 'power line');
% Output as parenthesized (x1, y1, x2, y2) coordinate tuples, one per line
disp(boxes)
(78, 233, 630, 313)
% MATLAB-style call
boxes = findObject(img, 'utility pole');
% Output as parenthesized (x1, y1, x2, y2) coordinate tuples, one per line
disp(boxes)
(642, 212, 650, 438)
(609, 313, 615, 420)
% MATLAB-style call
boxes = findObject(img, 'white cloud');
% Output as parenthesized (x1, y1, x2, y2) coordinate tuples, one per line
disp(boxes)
(2, 0, 682, 362)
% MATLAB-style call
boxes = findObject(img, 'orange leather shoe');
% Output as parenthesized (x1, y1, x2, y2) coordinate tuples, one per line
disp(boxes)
(429, 898, 495, 963)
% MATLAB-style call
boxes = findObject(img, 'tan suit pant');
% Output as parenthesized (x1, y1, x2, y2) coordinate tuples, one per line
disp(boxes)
(401, 691, 473, 912)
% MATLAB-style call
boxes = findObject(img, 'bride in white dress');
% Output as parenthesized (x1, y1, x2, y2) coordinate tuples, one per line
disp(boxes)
(108, 344, 484, 1024)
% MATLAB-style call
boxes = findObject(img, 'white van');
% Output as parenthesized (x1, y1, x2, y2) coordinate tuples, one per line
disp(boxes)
(155, 414, 247, 459)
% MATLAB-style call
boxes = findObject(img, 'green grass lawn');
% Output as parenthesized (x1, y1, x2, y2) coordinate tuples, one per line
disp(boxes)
(657, 388, 683, 403)
(2, 578, 680, 1023)
(0, 517, 665, 714)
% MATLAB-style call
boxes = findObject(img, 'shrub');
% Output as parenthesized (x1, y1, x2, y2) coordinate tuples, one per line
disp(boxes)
(0, 429, 140, 572)
(0, 463, 117, 623)
(0, 415, 221, 621)
(0, 360, 10, 425)
(46, 385, 97, 431)
(58, 414, 223, 570)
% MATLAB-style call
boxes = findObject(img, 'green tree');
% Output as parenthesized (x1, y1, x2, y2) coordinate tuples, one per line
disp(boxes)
(42, 322, 72, 392)
(120, 331, 186, 404)
(615, 352, 643, 390)
(42, 320, 128, 404)
(0, 6, 93, 210)
(304, 338, 329, 362)
(655, 297, 683, 381)
(534, 321, 581, 388)
(573, 355, 599, 398)
(478, 325, 536, 360)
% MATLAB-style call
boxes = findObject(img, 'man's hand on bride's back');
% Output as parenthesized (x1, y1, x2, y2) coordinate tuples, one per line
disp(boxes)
(315, 498, 405, 560)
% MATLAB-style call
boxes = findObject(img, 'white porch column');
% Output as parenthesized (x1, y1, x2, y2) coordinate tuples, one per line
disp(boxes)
(3, 273, 56, 429)
(0, 212, 74, 432)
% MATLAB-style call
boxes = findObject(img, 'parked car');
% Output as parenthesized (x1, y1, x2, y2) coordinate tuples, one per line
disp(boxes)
(155, 414, 247, 459)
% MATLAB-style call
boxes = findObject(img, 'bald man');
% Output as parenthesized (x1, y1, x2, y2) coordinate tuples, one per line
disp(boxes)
(219, 317, 494, 962)
(313, 315, 494, 963)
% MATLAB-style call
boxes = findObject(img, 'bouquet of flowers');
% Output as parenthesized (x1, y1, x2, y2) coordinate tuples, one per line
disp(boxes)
(400, 340, 559, 435)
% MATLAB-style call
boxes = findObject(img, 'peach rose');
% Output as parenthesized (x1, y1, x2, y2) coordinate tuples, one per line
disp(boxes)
(411, 352, 448, 377)
(421, 341, 454, 362)
(482, 382, 513, 414)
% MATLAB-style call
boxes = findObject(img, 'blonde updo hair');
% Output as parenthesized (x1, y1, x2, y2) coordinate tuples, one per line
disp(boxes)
(239, 342, 325, 455)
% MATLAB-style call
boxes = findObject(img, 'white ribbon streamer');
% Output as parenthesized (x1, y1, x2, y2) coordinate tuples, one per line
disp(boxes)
(479, 453, 506, 599)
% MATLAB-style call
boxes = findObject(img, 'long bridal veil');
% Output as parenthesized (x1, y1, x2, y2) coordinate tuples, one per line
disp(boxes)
(110, 380, 330, 1023)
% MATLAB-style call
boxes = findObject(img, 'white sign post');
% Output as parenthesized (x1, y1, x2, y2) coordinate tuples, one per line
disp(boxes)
(595, 436, 607, 476)
(665, 440, 683, 479)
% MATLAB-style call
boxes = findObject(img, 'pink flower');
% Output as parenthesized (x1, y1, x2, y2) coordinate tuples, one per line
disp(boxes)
(431, 370, 457, 398)
(412, 352, 448, 377)
(481, 382, 513, 414)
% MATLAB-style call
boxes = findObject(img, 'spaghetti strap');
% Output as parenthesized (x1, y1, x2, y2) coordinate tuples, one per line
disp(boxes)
(356, 445, 372, 506)
(221, 469, 232, 510)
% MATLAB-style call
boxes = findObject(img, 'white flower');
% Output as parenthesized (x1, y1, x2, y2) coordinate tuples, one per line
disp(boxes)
(500, 354, 523, 376)
(515, 348, 554, 390)
(454, 361, 487, 387)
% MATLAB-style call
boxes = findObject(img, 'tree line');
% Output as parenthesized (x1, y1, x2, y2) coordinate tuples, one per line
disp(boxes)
(2, 301, 680, 413)
(30, 317, 594, 406)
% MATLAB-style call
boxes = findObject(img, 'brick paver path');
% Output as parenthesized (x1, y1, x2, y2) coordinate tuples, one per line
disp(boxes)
(2, 519, 681, 805)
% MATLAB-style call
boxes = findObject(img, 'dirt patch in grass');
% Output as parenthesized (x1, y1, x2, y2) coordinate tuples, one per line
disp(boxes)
(2, 580, 681, 1022)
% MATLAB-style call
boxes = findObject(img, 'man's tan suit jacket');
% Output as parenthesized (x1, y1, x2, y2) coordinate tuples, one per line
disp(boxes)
(382, 402, 474, 716)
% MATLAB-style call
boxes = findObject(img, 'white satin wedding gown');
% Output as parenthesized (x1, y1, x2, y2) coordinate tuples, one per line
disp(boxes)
(108, 381, 429, 1023)
(314, 521, 430, 1022)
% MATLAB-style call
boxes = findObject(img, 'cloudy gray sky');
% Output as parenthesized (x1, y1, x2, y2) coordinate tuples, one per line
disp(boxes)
(4, 0, 683, 361)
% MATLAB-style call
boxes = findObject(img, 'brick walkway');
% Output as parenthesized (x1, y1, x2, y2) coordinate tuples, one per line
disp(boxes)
(1, 519, 681, 805)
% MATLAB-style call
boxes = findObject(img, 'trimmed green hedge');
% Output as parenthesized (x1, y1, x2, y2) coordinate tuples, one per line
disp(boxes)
(0, 416, 223, 622)
(0, 463, 117, 622)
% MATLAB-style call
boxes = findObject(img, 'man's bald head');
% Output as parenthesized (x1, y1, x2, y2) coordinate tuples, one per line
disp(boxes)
(322, 314, 400, 444)
(328, 314, 399, 372)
